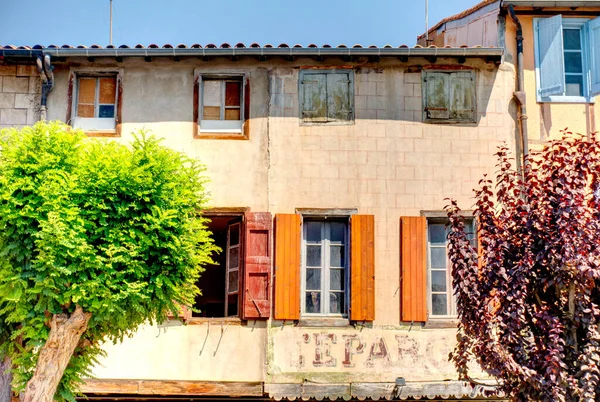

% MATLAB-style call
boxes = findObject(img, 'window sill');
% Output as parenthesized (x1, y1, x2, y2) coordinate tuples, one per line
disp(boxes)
(423, 119, 477, 125)
(423, 318, 458, 329)
(537, 96, 595, 104)
(297, 318, 351, 328)
(187, 317, 243, 326)
(195, 132, 249, 140)
(300, 120, 354, 126)
(82, 130, 120, 138)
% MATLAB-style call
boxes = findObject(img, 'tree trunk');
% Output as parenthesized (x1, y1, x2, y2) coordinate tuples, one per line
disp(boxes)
(20, 306, 91, 402)
(0, 357, 12, 402)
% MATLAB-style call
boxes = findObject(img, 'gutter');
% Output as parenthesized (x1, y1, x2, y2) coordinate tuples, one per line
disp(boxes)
(36, 54, 54, 121)
(502, 1, 600, 7)
(40, 47, 503, 59)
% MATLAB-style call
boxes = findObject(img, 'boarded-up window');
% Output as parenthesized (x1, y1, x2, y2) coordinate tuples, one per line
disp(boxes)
(71, 74, 119, 133)
(422, 70, 476, 124)
(299, 69, 354, 124)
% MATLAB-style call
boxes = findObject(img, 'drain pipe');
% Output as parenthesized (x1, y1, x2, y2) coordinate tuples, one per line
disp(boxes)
(36, 54, 54, 121)
(508, 5, 529, 175)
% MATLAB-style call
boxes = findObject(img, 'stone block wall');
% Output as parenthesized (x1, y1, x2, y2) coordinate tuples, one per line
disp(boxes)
(0, 64, 41, 129)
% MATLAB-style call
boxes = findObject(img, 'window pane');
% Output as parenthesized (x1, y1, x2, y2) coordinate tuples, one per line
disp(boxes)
(306, 245, 322, 267)
(431, 294, 448, 316)
(98, 105, 115, 118)
(429, 224, 446, 244)
(330, 245, 344, 267)
(229, 224, 239, 246)
(563, 29, 581, 50)
(77, 104, 95, 118)
(229, 247, 239, 269)
(431, 270, 447, 292)
(306, 292, 320, 313)
(225, 81, 241, 106)
(203, 80, 221, 106)
(224, 108, 241, 121)
(78, 78, 96, 104)
(430, 247, 447, 269)
(566, 75, 584, 97)
(203, 106, 221, 121)
(306, 222, 321, 243)
(228, 270, 239, 293)
(330, 268, 345, 291)
(330, 222, 345, 244)
(329, 292, 345, 314)
(306, 268, 321, 290)
(99, 77, 117, 104)
(564, 52, 583, 74)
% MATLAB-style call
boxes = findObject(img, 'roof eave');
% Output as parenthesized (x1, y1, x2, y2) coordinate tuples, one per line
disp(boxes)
(501, 0, 600, 7)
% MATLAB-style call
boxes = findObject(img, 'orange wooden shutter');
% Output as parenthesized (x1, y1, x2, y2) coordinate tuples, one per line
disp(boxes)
(274, 214, 301, 320)
(241, 212, 272, 320)
(350, 214, 376, 321)
(400, 216, 427, 322)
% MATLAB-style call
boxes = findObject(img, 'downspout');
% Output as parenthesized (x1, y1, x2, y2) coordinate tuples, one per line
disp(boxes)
(36, 54, 54, 122)
(508, 5, 529, 175)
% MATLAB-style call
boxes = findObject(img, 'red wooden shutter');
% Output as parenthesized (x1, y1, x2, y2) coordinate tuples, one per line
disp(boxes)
(241, 212, 272, 320)
(350, 214, 375, 322)
(274, 214, 301, 320)
(400, 216, 427, 322)
(167, 303, 191, 322)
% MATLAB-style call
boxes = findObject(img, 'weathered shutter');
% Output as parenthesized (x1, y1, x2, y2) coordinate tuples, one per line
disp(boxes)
(587, 16, 600, 97)
(400, 216, 427, 322)
(326, 72, 352, 122)
(350, 214, 375, 322)
(536, 15, 565, 97)
(423, 72, 450, 120)
(242, 212, 272, 320)
(274, 214, 301, 320)
(449, 72, 476, 122)
(301, 73, 327, 122)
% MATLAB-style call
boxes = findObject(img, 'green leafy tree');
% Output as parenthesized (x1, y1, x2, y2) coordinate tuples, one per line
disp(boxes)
(0, 121, 217, 402)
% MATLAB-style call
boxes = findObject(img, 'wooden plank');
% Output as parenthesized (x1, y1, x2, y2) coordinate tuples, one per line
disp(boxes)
(242, 212, 272, 320)
(81, 380, 263, 397)
(400, 216, 427, 322)
(274, 214, 301, 320)
(350, 215, 375, 321)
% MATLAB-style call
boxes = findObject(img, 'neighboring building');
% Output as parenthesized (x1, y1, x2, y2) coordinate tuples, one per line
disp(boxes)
(419, 0, 600, 158)
(1, 39, 513, 400)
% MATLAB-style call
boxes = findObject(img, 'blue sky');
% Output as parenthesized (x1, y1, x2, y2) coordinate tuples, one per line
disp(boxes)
(1, 0, 481, 47)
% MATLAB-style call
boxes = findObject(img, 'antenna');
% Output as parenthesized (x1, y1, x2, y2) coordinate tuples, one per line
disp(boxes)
(109, 0, 113, 46)
(425, 0, 429, 43)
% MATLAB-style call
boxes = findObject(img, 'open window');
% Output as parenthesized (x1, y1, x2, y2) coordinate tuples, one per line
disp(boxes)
(193, 212, 272, 320)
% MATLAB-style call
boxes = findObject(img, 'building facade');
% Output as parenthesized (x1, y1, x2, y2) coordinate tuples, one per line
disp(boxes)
(1, 39, 513, 400)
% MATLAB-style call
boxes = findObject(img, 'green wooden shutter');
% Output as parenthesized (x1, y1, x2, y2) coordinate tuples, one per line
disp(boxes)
(301, 73, 327, 122)
(536, 15, 565, 97)
(449, 71, 476, 122)
(587, 16, 600, 97)
(423, 72, 450, 120)
(326, 72, 353, 122)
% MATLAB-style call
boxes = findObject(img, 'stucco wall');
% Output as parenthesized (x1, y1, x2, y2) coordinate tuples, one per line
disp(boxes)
(43, 56, 515, 386)
(0, 64, 40, 129)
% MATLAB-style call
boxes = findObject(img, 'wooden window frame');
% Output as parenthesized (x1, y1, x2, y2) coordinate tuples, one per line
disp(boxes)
(66, 68, 123, 137)
(193, 70, 250, 140)
(421, 69, 477, 125)
(298, 69, 355, 126)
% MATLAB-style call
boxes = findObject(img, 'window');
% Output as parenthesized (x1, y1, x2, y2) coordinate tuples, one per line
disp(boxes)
(69, 73, 121, 134)
(534, 15, 600, 102)
(427, 219, 475, 318)
(192, 212, 272, 320)
(422, 70, 476, 124)
(196, 74, 249, 139)
(299, 69, 354, 124)
(302, 220, 349, 317)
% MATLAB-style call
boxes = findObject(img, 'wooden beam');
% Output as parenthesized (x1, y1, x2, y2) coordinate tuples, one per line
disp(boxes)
(81, 380, 263, 397)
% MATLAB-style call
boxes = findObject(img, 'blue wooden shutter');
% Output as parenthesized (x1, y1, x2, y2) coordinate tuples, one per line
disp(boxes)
(301, 73, 327, 122)
(586, 16, 600, 97)
(449, 71, 476, 122)
(423, 72, 450, 120)
(536, 15, 565, 97)
(326, 72, 352, 122)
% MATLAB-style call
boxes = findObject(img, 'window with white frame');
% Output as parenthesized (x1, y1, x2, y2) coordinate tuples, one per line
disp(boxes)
(199, 76, 244, 133)
(427, 219, 475, 318)
(534, 15, 600, 102)
(72, 74, 118, 132)
(302, 220, 349, 316)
